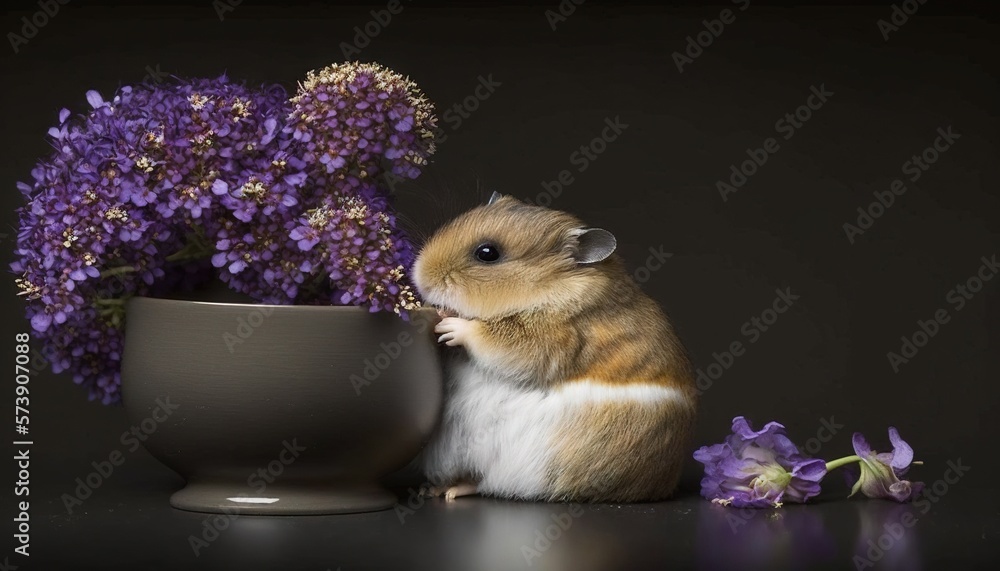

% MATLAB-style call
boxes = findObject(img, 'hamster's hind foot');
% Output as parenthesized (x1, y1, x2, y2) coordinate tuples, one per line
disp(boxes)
(419, 481, 480, 501)
(444, 482, 479, 500)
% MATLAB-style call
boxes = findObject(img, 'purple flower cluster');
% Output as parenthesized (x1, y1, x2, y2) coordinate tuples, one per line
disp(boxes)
(12, 62, 437, 404)
(212, 62, 435, 310)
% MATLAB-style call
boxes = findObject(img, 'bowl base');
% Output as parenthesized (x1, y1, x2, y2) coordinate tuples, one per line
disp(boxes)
(169, 480, 398, 515)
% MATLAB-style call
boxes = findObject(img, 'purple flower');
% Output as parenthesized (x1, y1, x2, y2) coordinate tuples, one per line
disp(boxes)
(849, 428, 924, 502)
(694, 416, 827, 508)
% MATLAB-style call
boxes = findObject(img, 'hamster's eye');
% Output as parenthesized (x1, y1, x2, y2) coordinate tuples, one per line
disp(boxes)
(474, 243, 501, 263)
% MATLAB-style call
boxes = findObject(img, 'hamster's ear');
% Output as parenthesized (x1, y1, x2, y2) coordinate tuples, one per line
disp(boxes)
(572, 228, 617, 264)
(487, 191, 503, 205)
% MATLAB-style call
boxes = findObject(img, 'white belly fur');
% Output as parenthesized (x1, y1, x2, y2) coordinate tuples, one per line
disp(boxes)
(421, 359, 691, 499)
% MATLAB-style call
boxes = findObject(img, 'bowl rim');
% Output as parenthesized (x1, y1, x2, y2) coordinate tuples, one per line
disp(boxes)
(127, 295, 439, 315)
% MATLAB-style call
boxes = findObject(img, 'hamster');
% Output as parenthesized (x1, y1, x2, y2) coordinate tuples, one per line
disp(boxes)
(412, 192, 697, 502)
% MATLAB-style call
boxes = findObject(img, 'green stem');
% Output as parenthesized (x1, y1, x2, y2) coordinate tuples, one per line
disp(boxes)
(825, 455, 864, 472)
(100, 266, 136, 278)
(95, 298, 125, 306)
(166, 230, 213, 263)
(166, 245, 208, 262)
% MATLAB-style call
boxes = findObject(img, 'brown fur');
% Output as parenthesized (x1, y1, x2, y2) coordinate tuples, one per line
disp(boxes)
(548, 398, 695, 502)
(413, 196, 697, 501)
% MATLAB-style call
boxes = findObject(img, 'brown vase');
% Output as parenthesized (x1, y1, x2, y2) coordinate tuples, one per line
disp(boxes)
(120, 297, 442, 515)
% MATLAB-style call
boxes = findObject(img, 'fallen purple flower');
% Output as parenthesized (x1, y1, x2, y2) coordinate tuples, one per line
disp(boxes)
(694, 416, 827, 508)
(845, 427, 924, 502)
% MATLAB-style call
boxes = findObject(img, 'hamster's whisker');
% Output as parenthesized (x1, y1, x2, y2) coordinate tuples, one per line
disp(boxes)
(396, 212, 429, 245)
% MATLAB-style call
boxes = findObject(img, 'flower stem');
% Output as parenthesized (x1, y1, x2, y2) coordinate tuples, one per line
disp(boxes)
(825, 455, 863, 472)
(100, 266, 136, 278)
(166, 231, 213, 263)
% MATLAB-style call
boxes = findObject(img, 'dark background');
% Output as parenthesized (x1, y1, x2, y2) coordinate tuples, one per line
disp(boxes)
(1, 1, 998, 569)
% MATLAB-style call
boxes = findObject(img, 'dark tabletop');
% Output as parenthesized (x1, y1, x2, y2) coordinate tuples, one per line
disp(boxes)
(19, 448, 1000, 570)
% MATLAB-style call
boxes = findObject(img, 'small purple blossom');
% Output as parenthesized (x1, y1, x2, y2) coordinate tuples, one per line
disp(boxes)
(848, 428, 924, 502)
(694, 416, 827, 508)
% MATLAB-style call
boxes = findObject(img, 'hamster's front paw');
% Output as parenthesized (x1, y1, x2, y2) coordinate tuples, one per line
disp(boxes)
(435, 316, 476, 347)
